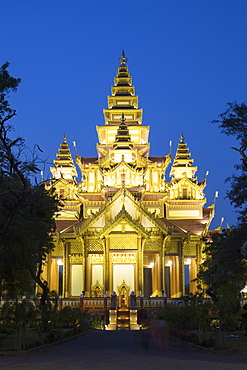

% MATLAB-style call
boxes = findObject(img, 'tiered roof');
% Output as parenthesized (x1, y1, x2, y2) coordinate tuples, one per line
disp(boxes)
(50, 135, 77, 180)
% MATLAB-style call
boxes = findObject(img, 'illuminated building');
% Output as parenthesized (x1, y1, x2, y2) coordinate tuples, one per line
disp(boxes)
(45, 51, 214, 300)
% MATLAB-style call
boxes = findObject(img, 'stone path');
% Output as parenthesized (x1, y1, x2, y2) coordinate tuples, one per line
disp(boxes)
(0, 330, 246, 369)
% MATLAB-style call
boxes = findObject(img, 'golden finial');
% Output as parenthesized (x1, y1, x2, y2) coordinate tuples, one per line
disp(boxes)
(121, 113, 126, 124)
(119, 50, 128, 65)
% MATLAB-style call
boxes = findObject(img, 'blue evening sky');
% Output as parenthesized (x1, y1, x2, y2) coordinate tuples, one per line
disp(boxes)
(2, 0, 247, 229)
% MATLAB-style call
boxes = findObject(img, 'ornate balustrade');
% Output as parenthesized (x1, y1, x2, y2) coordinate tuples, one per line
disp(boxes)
(1, 297, 247, 310)
(136, 297, 183, 308)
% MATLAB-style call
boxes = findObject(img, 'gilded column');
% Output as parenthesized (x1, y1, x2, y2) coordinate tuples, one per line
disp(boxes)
(150, 168, 153, 192)
(141, 239, 146, 295)
(138, 236, 143, 295)
(178, 240, 185, 297)
(80, 237, 85, 292)
(61, 240, 65, 297)
(94, 168, 97, 192)
(85, 172, 88, 191)
(160, 236, 167, 294)
(190, 258, 197, 293)
(104, 237, 110, 295)
(84, 239, 90, 295)
(64, 242, 70, 298)
(155, 253, 160, 293)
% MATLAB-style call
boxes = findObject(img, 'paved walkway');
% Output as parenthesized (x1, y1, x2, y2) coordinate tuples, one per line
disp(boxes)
(0, 330, 246, 370)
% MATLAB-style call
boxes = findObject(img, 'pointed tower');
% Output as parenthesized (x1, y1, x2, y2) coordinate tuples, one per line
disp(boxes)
(103, 50, 142, 125)
(170, 134, 197, 179)
(96, 51, 150, 160)
(166, 135, 206, 219)
(50, 135, 78, 180)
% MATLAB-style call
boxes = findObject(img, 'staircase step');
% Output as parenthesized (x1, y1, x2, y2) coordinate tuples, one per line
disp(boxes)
(117, 307, 130, 330)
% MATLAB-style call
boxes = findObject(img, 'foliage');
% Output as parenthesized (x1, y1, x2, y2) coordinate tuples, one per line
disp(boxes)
(154, 297, 217, 347)
(0, 62, 34, 240)
(197, 228, 247, 339)
(0, 300, 93, 349)
(2, 183, 58, 303)
(155, 306, 197, 330)
(59, 306, 80, 328)
(88, 311, 103, 329)
(194, 102, 247, 348)
(213, 101, 247, 222)
(0, 62, 59, 303)
(155, 294, 212, 332)
(0, 300, 37, 350)
(2, 270, 35, 300)
(0, 61, 21, 119)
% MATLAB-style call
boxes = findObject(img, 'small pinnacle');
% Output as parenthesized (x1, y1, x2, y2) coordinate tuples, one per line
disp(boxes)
(179, 133, 185, 143)
(119, 50, 128, 65)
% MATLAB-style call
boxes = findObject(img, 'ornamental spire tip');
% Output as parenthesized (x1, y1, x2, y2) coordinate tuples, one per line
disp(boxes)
(119, 50, 128, 65)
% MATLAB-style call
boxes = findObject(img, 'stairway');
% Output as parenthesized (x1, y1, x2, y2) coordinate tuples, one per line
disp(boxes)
(117, 306, 130, 330)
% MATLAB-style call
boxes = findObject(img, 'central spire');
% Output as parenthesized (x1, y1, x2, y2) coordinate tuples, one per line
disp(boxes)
(103, 51, 143, 125)
(97, 53, 150, 160)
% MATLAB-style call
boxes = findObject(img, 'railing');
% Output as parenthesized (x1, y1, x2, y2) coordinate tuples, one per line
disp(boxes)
(59, 297, 181, 310)
(136, 297, 183, 308)
(1, 297, 247, 310)
(62, 298, 81, 308)
(73, 297, 111, 310)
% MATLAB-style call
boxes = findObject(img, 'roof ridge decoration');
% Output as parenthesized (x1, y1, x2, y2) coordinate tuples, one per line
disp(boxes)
(116, 188, 169, 234)
(100, 206, 150, 238)
(76, 202, 107, 235)
(57, 219, 81, 235)
(76, 187, 169, 236)
(75, 188, 129, 234)
(101, 159, 145, 176)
